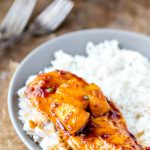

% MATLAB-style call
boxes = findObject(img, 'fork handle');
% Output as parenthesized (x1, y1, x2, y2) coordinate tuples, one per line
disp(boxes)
(0, 30, 31, 50)
(0, 21, 52, 50)
(28, 21, 52, 36)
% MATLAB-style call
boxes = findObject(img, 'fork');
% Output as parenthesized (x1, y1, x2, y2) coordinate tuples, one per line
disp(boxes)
(0, 0, 36, 39)
(0, 0, 74, 50)
(29, 0, 74, 35)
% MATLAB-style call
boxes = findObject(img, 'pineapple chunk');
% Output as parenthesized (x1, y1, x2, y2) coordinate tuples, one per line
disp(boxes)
(85, 83, 110, 117)
(55, 103, 90, 135)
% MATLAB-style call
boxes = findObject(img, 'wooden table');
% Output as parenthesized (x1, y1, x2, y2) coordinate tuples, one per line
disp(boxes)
(0, 0, 150, 149)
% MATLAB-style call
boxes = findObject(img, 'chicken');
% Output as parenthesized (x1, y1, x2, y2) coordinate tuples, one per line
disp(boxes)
(25, 70, 143, 150)
(67, 101, 143, 150)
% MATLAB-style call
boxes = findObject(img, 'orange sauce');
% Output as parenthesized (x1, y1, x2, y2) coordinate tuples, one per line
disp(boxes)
(25, 70, 143, 150)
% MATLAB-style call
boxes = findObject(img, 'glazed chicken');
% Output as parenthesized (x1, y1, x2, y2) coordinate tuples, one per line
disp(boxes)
(25, 70, 143, 150)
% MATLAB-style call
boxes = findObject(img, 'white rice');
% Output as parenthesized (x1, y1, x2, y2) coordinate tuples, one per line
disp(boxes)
(18, 40, 150, 149)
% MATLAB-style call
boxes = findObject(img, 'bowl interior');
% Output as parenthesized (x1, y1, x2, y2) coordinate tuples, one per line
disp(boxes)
(8, 29, 150, 149)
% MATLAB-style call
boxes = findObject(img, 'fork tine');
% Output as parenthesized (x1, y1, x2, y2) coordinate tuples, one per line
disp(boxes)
(36, 0, 65, 22)
(0, 0, 36, 38)
(47, 1, 74, 30)
(36, 0, 74, 31)
(11, 0, 36, 35)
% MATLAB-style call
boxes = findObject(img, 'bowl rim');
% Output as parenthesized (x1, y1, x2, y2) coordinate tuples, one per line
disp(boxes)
(8, 28, 150, 149)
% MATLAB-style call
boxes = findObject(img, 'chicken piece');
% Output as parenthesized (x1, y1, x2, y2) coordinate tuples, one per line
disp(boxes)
(55, 103, 90, 135)
(25, 70, 143, 150)
(25, 70, 89, 113)
(67, 102, 143, 150)
(85, 83, 110, 117)
(54, 78, 89, 109)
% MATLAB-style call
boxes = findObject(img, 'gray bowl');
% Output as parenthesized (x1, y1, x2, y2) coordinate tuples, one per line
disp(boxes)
(8, 29, 150, 150)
